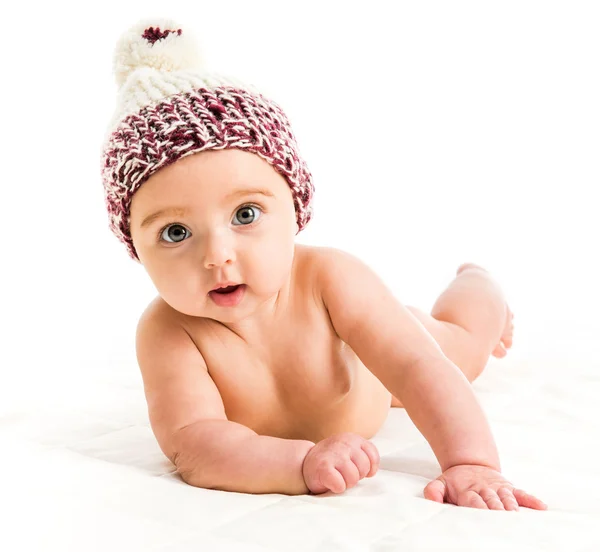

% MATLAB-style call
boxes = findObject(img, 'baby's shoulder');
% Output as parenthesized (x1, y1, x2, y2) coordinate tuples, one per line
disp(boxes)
(137, 294, 179, 328)
(135, 295, 196, 349)
(296, 244, 363, 288)
(292, 244, 339, 295)
(295, 244, 348, 273)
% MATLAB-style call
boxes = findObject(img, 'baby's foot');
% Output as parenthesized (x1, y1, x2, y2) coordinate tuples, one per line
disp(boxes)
(490, 304, 514, 358)
(456, 263, 514, 359)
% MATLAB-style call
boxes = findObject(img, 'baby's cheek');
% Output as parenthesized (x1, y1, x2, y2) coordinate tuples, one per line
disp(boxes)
(251, 240, 294, 289)
(154, 271, 202, 316)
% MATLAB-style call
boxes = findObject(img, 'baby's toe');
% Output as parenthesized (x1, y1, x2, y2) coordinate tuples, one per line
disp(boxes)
(492, 342, 508, 358)
(457, 263, 487, 276)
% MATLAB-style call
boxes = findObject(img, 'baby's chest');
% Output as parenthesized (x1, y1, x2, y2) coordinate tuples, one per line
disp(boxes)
(206, 335, 358, 435)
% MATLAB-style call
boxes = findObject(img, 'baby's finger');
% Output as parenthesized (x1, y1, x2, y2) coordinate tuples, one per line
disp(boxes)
(336, 459, 361, 490)
(480, 489, 505, 510)
(513, 489, 548, 510)
(424, 479, 446, 504)
(350, 449, 372, 479)
(458, 490, 488, 509)
(320, 468, 346, 494)
(360, 441, 380, 477)
(497, 487, 519, 511)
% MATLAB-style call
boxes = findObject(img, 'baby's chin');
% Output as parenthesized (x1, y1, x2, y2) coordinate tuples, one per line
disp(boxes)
(162, 282, 286, 323)
(161, 288, 249, 320)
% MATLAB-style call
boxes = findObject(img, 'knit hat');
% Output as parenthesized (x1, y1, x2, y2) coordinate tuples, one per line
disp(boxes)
(100, 17, 314, 261)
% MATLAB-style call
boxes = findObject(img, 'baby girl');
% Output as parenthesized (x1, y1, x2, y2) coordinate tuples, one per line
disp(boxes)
(100, 17, 546, 511)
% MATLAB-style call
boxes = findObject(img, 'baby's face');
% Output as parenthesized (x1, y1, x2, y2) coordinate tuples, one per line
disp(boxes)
(130, 149, 298, 321)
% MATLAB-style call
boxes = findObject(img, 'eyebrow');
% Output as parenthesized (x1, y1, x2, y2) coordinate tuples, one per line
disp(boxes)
(139, 188, 275, 229)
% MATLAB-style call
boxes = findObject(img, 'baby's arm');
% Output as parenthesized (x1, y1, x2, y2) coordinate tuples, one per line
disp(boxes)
(318, 248, 499, 472)
(136, 304, 314, 494)
(318, 247, 546, 510)
(172, 420, 314, 494)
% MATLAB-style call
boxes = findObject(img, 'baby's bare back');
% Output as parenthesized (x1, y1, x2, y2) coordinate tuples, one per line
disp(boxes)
(169, 246, 393, 444)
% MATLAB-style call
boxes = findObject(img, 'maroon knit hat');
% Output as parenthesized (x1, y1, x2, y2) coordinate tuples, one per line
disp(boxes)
(100, 17, 314, 260)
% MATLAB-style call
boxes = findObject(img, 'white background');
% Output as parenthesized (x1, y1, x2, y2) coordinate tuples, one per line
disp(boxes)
(2, 1, 599, 412)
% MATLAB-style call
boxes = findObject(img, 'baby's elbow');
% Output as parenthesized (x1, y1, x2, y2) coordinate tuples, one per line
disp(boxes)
(174, 451, 215, 489)
(176, 462, 203, 488)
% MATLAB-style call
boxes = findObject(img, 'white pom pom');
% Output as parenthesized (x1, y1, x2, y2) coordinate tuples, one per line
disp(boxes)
(112, 17, 205, 88)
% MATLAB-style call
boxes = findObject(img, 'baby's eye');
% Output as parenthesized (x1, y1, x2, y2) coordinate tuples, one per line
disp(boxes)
(232, 205, 262, 226)
(160, 224, 190, 243)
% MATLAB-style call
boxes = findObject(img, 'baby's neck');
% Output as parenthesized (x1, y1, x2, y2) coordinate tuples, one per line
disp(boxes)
(220, 285, 292, 346)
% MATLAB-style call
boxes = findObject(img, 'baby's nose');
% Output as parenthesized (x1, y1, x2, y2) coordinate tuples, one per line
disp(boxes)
(202, 233, 236, 269)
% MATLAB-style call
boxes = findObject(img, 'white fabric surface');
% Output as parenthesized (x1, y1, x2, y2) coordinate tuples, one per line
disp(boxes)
(2, 356, 599, 551)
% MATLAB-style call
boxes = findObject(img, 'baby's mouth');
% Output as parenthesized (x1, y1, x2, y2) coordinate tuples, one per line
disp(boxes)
(208, 284, 246, 307)
(212, 285, 241, 294)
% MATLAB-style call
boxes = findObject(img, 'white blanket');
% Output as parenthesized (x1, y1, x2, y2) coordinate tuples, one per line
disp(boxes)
(2, 356, 599, 551)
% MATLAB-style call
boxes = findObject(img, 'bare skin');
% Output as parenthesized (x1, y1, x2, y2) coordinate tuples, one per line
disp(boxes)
(130, 149, 545, 510)
(394, 263, 515, 407)
(142, 251, 510, 439)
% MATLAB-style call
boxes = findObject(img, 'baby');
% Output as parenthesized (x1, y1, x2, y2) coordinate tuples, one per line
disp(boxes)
(101, 18, 546, 511)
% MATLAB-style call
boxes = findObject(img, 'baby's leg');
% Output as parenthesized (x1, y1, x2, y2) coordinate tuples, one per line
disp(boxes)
(391, 264, 513, 407)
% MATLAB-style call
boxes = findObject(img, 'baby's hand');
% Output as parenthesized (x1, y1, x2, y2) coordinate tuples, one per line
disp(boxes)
(302, 432, 380, 494)
(424, 464, 547, 511)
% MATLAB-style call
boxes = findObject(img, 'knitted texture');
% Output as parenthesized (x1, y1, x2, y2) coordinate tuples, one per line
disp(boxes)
(100, 17, 314, 260)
